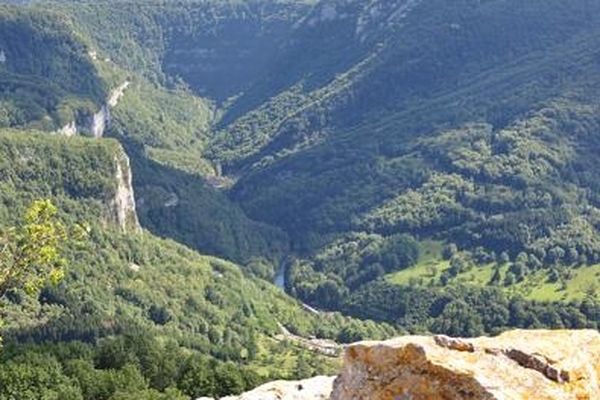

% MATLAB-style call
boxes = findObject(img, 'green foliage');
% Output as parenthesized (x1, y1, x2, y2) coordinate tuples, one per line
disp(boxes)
(111, 79, 215, 177)
(0, 130, 124, 226)
(290, 238, 600, 335)
(344, 280, 598, 336)
(207, 0, 600, 273)
(0, 130, 395, 397)
(8, 0, 600, 273)
(125, 140, 290, 264)
(0, 200, 66, 298)
(288, 232, 420, 310)
(177, 355, 253, 398)
(0, 352, 82, 400)
(1, 5, 600, 399)
(0, 6, 106, 129)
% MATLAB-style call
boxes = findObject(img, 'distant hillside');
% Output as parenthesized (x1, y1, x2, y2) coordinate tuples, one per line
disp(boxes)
(200, 0, 600, 318)
(1, 0, 599, 344)
(221, 0, 600, 256)
(0, 4, 295, 265)
(0, 6, 106, 130)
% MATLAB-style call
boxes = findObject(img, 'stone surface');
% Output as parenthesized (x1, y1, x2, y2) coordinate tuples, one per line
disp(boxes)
(217, 376, 335, 400)
(108, 81, 130, 108)
(57, 121, 77, 137)
(111, 152, 140, 233)
(54, 81, 129, 138)
(331, 329, 600, 400)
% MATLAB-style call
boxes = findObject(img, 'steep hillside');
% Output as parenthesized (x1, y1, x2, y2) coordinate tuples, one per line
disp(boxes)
(223, 0, 600, 252)
(203, 0, 600, 319)
(54, 0, 314, 100)
(0, 4, 294, 265)
(2, 0, 600, 340)
(0, 130, 137, 231)
(126, 140, 290, 265)
(0, 6, 106, 130)
(0, 130, 396, 399)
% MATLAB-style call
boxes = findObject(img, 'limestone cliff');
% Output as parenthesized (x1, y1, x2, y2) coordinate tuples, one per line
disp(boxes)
(111, 150, 140, 233)
(55, 81, 129, 138)
(210, 330, 599, 400)
(55, 103, 108, 138)
(57, 121, 77, 137)
(90, 105, 108, 138)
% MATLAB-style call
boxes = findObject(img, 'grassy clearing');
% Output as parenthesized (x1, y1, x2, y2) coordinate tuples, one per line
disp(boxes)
(522, 265, 600, 301)
(252, 336, 341, 379)
(386, 240, 448, 286)
(386, 241, 600, 302)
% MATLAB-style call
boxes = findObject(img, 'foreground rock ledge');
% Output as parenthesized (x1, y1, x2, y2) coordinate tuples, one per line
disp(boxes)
(332, 329, 599, 400)
(200, 376, 335, 400)
(202, 329, 600, 400)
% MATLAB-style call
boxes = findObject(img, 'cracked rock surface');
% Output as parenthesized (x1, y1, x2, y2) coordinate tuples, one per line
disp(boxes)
(331, 329, 600, 400)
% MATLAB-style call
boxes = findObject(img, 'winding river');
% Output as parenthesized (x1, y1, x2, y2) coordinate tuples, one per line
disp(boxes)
(274, 259, 286, 290)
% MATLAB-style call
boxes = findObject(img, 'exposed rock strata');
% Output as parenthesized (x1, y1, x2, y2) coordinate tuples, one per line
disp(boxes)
(111, 151, 140, 232)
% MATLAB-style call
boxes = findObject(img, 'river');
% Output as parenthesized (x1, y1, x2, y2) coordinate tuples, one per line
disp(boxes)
(274, 259, 286, 290)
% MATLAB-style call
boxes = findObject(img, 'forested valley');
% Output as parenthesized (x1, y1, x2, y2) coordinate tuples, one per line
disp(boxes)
(0, 0, 599, 398)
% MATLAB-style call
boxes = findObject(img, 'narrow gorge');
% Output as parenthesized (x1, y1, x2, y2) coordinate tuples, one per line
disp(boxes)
(1, 2, 600, 399)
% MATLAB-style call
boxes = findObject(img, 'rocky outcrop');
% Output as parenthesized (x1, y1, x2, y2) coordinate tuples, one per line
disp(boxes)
(90, 105, 108, 138)
(55, 81, 129, 138)
(210, 330, 599, 400)
(200, 376, 335, 400)
(331, 329, 600, 400)
(54, 103, 108, 138)
(57, 121, 77, 137)
(108, 81, 130, 108)
(111, 151, 140, 233)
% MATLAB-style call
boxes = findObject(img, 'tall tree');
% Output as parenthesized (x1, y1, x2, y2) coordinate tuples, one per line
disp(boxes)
(0, 200, 68, 342)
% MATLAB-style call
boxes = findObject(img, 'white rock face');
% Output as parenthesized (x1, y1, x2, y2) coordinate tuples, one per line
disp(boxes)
(108, 81, 130, 108)
(91, 106, 108, 138)
(57, 121, 77, 137)
(112, 152, 140, 232)
(54, 81, 129, 137)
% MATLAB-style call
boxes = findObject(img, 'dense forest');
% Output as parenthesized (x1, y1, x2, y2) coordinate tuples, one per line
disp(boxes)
(1, 0, 600, 398)
(0, 131, 395, 398)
